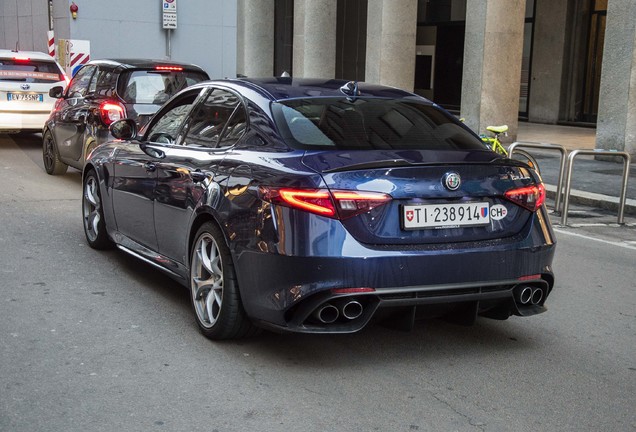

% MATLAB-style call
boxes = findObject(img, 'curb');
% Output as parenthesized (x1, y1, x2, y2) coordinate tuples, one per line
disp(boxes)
(545, 184, 636, 216)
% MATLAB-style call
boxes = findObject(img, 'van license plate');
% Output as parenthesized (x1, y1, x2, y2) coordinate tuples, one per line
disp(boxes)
(8, 93, 43, 102)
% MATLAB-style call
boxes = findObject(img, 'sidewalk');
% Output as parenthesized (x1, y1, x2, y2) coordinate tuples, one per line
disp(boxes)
(515, 122, 635, 217)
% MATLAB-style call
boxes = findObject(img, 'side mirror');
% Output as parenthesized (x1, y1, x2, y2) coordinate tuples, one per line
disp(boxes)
(110, 119, 138, 140)
(49, 86, 65, 99)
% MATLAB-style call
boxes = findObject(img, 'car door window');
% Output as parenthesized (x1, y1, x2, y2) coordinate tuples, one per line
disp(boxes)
(93, 67, 118, 98)
(145, 89, 201, 144)
(184, 88, 241, 148)
(66, 65, 97, 98)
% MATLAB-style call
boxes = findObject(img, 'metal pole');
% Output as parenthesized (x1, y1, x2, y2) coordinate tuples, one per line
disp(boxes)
(560, 149, 631, 226)
(167, 29, 172, 59)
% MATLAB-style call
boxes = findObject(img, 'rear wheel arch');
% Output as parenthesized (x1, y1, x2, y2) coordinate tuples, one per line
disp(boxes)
(188, 211, 227, 268)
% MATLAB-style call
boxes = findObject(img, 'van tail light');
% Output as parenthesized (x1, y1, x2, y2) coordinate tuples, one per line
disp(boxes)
(259, 187, 392, 220)
(99, 101, 126, 126)
(504, 183, 546, 212)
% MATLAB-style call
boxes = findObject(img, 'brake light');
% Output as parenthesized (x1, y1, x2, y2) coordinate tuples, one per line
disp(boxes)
(259, 187, 392, 219)
(504, 184, 546, 212)
(99, 101, 125, 126)
(155, 66, 184, 71)
(13, 56, 30, 62)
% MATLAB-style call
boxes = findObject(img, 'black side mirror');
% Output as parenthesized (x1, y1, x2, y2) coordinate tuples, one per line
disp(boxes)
(110, 119, 138, 140)
(49, 86, 64, 99)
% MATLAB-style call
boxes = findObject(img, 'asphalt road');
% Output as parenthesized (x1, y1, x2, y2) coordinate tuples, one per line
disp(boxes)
(1, 133, 635, 432)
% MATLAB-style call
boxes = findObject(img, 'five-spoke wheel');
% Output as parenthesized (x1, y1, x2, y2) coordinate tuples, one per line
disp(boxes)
(82, 169, 111, 249)
(190, 222, 256, 339)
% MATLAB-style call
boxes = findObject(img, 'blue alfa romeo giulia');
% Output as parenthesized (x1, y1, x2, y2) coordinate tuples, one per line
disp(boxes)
(82, 77, 556, 339)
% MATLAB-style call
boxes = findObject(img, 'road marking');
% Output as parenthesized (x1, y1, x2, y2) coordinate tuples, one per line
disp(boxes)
(554, 228, 636, 251)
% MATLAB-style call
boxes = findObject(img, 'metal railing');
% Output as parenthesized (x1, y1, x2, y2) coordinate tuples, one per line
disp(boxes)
(508, 141, 567, 213)
(560, 149, 632, 225)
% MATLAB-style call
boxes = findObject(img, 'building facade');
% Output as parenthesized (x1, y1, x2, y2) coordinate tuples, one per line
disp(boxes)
(2, 0, 634, 154)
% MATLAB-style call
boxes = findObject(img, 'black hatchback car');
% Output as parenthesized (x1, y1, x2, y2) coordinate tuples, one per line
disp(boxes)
(42, 58, 209, 175)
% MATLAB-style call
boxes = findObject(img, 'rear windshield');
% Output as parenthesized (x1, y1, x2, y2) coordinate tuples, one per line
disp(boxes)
(120, 70, 208, 104)
(0, 59, 64, 83)
(272, 97, 485, 151)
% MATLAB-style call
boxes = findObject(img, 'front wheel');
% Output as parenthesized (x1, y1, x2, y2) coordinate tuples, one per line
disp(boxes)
(42, 130, 68, 175)
(189, 222, 258, 340)
(82, 169, 112, 249)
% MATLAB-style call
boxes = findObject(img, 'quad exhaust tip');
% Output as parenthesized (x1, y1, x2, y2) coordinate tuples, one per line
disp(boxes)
(312, 300, 365, 324)
(515, 286, 544, 306)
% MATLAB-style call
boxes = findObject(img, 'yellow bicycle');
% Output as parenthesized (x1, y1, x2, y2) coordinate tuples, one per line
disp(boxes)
(480, 125, 509, 156)
(480, 125, 540, 172)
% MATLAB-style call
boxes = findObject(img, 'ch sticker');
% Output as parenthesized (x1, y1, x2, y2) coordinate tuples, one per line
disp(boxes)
(490, 204, 508, 220)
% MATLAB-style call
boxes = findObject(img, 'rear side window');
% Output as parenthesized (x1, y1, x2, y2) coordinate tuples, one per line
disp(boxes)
(184, 88, 243, 148)
(120, 70, 208, 104)
(0, 58, 64, 83)
(272, 97, 485, 151)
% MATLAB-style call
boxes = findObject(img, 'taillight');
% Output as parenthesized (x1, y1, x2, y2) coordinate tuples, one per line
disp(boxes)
(259, 187, 392, 220)
(504, 184, 545, 212)
(99, 101, 125, 126)
(13, 56, 30, 62)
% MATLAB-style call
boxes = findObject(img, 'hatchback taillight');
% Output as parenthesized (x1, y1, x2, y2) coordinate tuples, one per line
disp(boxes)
(504, 184, 546, 212)
(259, 187, 392, 220)
(99, 101, 126, 126)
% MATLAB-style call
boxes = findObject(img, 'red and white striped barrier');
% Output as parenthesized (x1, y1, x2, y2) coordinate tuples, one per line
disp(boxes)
(47, 31, 55, 57)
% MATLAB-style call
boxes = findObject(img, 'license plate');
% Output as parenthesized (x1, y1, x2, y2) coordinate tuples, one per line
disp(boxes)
(402, 202, 490, 229)
(7, 93, 43, 102)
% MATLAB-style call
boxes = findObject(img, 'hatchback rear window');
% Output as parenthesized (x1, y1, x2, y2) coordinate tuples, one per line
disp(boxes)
(120, 70, 208, 104)
(0, 59, 64, 83)
(272, 97, 485, 151)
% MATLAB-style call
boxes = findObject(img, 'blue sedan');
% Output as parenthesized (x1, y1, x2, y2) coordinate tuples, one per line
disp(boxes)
(82, 77, 556, 339)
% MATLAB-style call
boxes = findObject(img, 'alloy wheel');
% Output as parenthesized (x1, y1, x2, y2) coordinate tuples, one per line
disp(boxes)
(191, 233, 224, 328)
(83, 175, 101, 243)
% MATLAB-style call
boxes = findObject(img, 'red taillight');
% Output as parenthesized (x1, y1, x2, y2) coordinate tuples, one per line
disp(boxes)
(99, 101, 125, 126)
(155, 66, 184, 71)
(518, 274, 541, 281)
(331, 287, 376, 294)
(259, 187, 392, 219)
(13, 56, 30, 62)
(504, 183, 546, 212)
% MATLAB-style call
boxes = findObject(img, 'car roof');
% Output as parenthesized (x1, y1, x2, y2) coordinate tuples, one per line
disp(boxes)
(203, 77, 422, 102)
(0, 49, 58, 62)
(85, 58, 206, 72)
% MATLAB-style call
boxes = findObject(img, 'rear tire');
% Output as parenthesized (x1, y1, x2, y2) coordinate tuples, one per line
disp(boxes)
(42, 130, 68, 175)
(189, 222, 258, 340)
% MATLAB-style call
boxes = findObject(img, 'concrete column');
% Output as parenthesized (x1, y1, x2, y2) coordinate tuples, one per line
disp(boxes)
(596, 0, 636, 155)
(528, 0, 568, 124)
(237, 0, 274, 77)
(293, 0, 337, 78)
(365, 0, 417, 91)
(460, 0, 526, 142)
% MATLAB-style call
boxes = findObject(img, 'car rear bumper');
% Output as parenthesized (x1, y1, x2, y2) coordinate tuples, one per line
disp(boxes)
(234, 236, 555, 333)
(0, 111, 49, 132)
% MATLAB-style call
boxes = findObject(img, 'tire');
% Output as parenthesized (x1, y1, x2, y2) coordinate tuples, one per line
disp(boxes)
(42, 130, 68, 175)
(189, 222, 258, 340)
(82, 169, 112, 249)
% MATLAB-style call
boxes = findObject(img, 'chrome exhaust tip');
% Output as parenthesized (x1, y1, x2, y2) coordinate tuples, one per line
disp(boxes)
(341, 300, 364, 320)
(531, 287, 544, 305)
(313, 304, 339, 324)
(516, 286, 533, 305)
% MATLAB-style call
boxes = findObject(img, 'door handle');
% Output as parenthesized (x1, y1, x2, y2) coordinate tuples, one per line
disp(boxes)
(144, 162, 157, 172)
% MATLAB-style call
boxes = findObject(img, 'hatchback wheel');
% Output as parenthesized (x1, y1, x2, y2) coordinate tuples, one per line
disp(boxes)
(82, 169, 112, 249)
(42, 131, 68, 175)
(190, 222, 257, 340)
